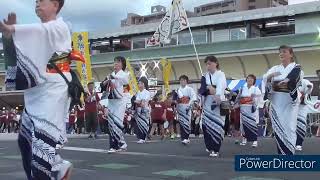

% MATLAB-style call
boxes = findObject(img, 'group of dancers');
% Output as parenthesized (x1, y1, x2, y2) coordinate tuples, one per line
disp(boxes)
(0, 0, 314, 179)
(101, 46, 313, 158)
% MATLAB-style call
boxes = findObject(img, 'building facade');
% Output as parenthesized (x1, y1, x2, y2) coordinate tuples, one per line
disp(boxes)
(194, 0, 288, 16)
(0, 1, 319, 98)
(121, 5, 195, 27)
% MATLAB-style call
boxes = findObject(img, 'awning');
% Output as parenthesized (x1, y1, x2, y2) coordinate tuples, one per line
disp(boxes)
(0, 91, 24, 108)
(227, 79, 263, 92)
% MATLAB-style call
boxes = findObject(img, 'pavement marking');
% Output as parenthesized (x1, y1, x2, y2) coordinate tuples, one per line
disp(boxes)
(66, 159, 86, 163)
(73, 168, 97, 172)
(64, 147, 106, 153)
(128, 139, 202, 143)
(230, 177, 284, 180)
(153, 169, 206, 177)
(63, 146, 234, 162)
(93, 163, 138, 170)
(1, 155, 21, 160)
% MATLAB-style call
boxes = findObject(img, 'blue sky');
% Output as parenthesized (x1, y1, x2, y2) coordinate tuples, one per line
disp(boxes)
(0, 0, 216, 32)
(0, 0, 314, 32)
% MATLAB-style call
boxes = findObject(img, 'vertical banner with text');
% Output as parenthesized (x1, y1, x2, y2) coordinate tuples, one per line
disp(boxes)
(72, 32, 93, 90)
(161, 58, 172, 96)
(126, 58, 139, 95)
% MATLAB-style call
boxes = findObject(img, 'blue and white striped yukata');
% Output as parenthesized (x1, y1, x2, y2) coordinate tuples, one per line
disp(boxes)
(177, 85, 196, 141)
(199, 71, 227, 153)
(239, 85, 261, 142)
(135, 89, 151, 141)
(5, 18, 72, 180)
(106, 70, 129, 151)
(263, 62, 301, 155)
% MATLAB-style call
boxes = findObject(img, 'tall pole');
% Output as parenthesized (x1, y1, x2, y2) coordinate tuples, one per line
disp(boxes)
(188, 26, 203, 75)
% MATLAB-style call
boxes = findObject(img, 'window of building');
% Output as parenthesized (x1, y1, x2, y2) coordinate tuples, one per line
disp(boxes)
(222, 10, 233, 13)
(193, 31, 207, 44)
(178, 33, 191, 45)
(249, 0, 256, 2)
(132, 38, 146, 49)
(206, 5, 214, 10)
(212, 29, 230, 42)
(221, 2, 229, 7)
(248, 6, 256, 10)
(230, 27, 246, 40)
(164, 35, 178, 47)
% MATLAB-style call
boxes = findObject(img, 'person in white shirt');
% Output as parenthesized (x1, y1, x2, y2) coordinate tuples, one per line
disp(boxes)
(101, 56, 129, 153)
(176, 75, 196, 145)
(295, 78, 313, 151)
(0, 0, 77, 179)
(199, 56, 227, 157)
(134, 77, 151, 144)
(262, 45, 301, 155)
(237, 74, 262, 148)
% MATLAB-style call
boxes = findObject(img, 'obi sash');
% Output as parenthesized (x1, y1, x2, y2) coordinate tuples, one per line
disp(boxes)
(240, 97, 253, 105)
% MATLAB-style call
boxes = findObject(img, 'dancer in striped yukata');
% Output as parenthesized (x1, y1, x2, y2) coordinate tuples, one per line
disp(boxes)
(176, 75, 197, 145)
(101, 56, 129, 153)
(199, 56, 227, 157)
(0, 0, 84, 179)
(134, 77, 151, 144)
(295, 78, 313, 151)
(238, 74, 262, 148)
(263, 45, 301, 155)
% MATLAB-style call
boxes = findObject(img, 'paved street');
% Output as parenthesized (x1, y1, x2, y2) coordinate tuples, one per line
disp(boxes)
(0, 134, 319, 180)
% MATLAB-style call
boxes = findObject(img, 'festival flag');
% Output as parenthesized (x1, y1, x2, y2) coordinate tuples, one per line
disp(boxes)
(72, 32, 93, 89)
(161, 58, 172, 96)
(126, 58, 139, 95)
(147, 0, 189, 46)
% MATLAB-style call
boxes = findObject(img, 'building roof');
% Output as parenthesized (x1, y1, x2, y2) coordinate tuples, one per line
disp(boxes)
(90, 32, 320, 64)
(90, 1, 320, 39)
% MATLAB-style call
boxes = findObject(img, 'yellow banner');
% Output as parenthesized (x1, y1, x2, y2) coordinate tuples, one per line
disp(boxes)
(126, 58, 139, 95)
(72, 32, 93, 89)
(160, 58, 172, 96)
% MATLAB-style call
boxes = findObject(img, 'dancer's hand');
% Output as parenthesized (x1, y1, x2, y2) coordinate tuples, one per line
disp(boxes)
(0, 21, 14, 37)
(4, 12, 17, 25)
(272, 72, 281, 77)
(278, 78, 289, 86)
(141, 101, 146, 107)
(1, 12, 16, 38)
(213, 96, 221, 104)
(267, 72, 281, 81)
(207, 86, 216, 95)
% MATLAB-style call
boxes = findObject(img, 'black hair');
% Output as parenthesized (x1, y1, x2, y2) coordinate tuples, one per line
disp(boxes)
(179, 75, 189, 83)
(279, 45, 295, 62)
(138, 77, 149, 90)
(114, 56, 126, 70)
(246, 74, 256, 85)
(51, 0, 64, 13)
(87, 82, 94, 86)
(153, 92, 161, 102)
(204, 55, 220, 69)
